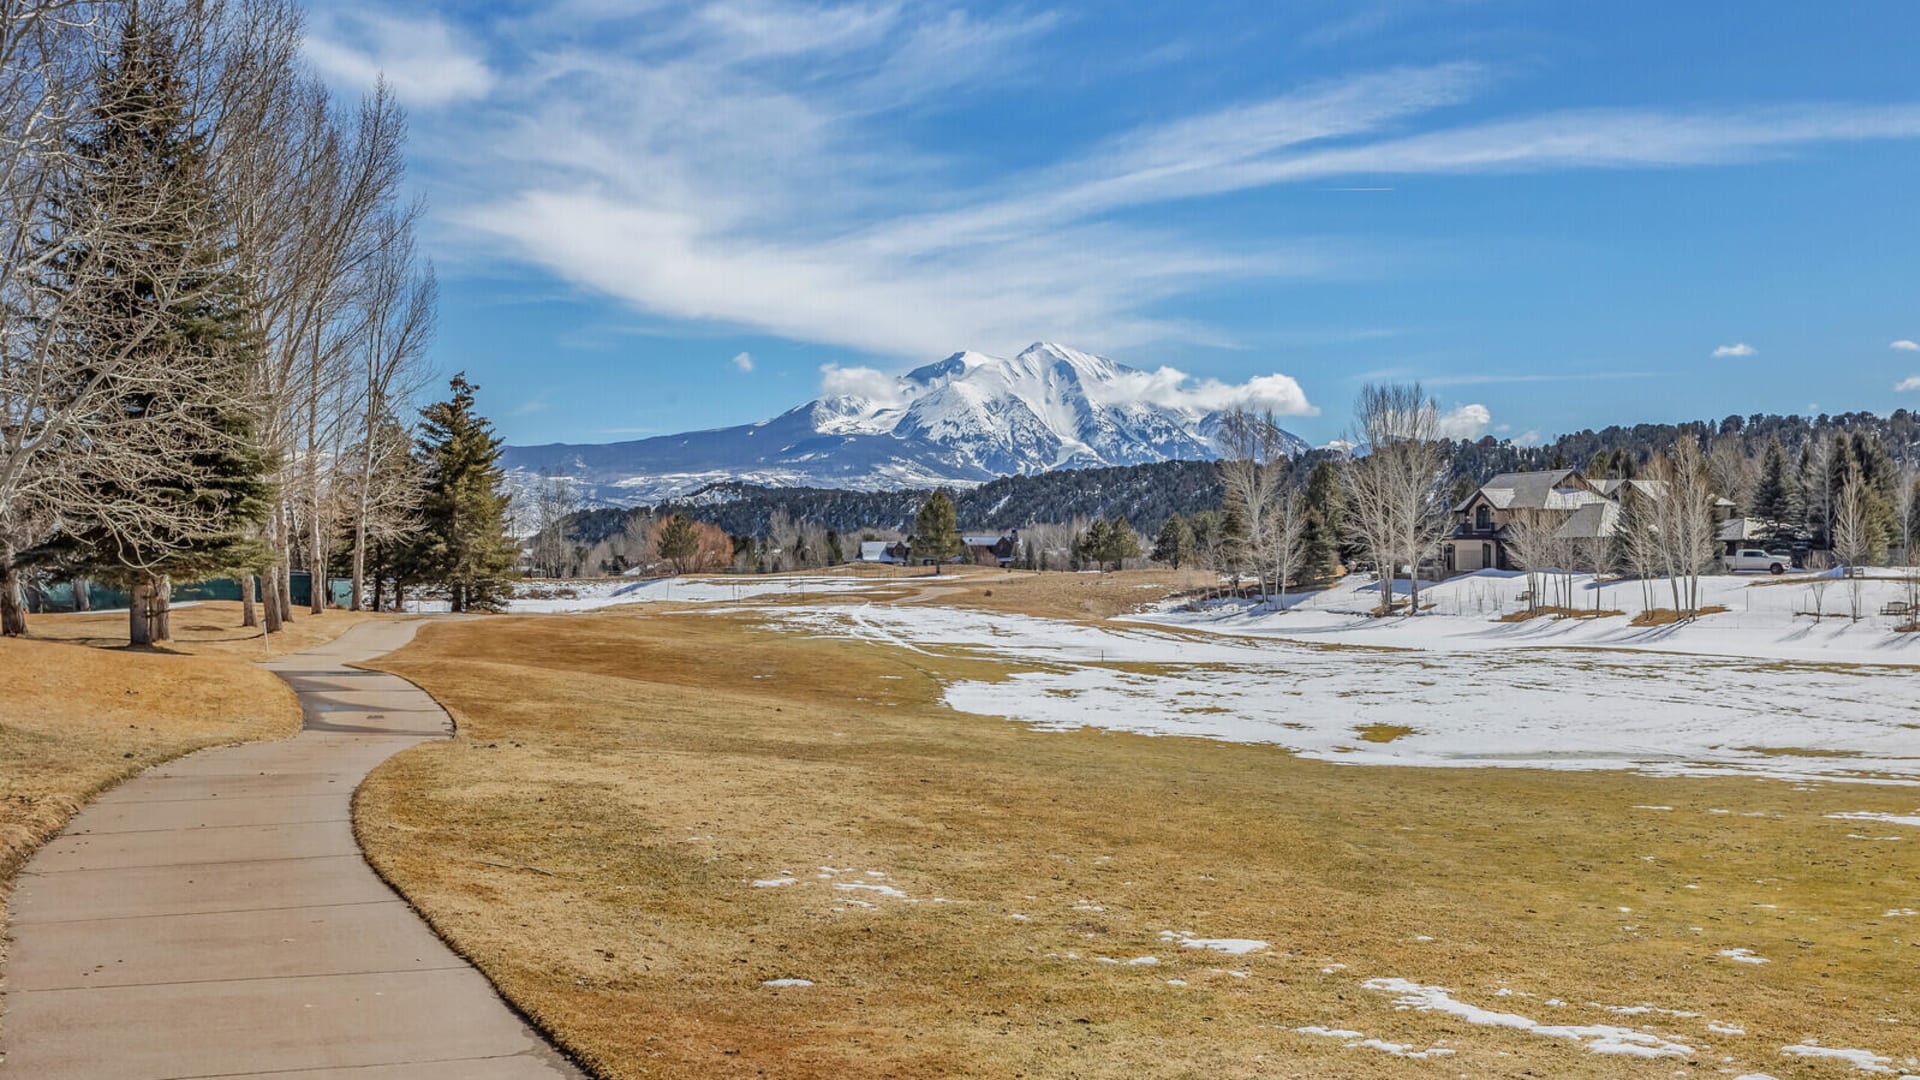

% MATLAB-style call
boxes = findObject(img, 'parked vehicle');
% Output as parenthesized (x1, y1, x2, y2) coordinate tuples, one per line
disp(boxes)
(1724, 548, 1789, 574)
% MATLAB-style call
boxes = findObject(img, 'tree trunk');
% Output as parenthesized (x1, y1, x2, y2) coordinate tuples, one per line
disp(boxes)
(129, 577, 153, 647)
(241, 573, 258, 627)
(309, 501, 325, 615)
(72, 577, 90, 613)
(276, 503, 295, 623)
(153, 575, 172, 641)
(351, 517, 367, 611)
(1, 544, 28, 637)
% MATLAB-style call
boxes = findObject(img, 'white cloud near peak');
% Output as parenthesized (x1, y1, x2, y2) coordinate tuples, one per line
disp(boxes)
(818, 356, 1317, 417)
(1896, 376, 1920, 392)
(731, 351, 755, 372)
(1892, 339, 1920, 352)
(1437, 403, 1492, 440)
(1711, 343, 1757, 357)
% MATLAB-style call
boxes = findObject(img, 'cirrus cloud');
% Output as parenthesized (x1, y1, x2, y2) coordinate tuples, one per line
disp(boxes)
(1711, 343, 1757, 358)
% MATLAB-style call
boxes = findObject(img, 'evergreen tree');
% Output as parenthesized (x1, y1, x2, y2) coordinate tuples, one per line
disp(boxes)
(1105, 516, 1142, 570)
(411, 374, 516, 611)
(1299, 459, 1347, 579)
(1075, 518, 1113, 571)
(912, 491, 961, 573)
(56, 11, 273, 643)
(656, 514, 698, 573)
(1151, 513, 1195, 568)
(1219, 501, 1250, 586)
(825, 530, 844, 565)
(1749, 437, 1801, 542)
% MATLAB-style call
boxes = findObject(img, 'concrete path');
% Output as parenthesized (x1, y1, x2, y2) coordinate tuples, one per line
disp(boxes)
(1, 619, 583, 1079)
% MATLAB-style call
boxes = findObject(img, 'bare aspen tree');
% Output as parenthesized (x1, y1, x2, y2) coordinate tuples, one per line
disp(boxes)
(1217, 406, 1283, 600)
(1502, 508, 1559, 612)
(1345, 383, 1448, 615)
(1649, 440, 1719, 616)
(345, 211, 433, 606)
(1833, 456, 1871, 620)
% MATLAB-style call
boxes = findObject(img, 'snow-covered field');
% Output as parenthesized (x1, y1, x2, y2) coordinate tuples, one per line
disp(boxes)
(1140, 567, 1920, 667)
(757, 577, 1920, 783)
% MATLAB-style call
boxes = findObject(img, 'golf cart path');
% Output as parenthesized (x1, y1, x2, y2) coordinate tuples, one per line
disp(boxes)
(0, 618, 582, 1079)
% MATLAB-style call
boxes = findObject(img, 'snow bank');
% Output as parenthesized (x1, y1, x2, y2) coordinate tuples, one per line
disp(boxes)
(763, 602, 1920, 783)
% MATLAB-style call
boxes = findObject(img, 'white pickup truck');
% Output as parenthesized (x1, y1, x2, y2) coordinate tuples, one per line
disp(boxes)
(1724, 548, 1790, 575)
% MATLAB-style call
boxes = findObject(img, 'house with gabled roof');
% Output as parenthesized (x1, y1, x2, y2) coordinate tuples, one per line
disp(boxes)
(1442, 468, 1737, 576)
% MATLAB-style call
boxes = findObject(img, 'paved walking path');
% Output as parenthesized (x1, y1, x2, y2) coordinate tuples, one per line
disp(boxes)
(1, 619, 583, 1079)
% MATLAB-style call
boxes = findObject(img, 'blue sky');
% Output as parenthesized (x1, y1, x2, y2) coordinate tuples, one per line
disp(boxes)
(301, 1, 1920, 448)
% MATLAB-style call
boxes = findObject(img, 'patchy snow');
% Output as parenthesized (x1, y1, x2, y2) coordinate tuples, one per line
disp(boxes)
(761, 978, 814, 988)
(761, 601, 1920, 783)
(1294, 1026, 1456, 1059)
(1362, 978, 1693, 1058)
(1781, 1043, 1898, 1073)
(1718, 948, 1769, 965)
(1829, 810, 1920, 828)
(751, 876, 798, 888)
(835, 882, 909, 899)
(1159, 930, 1270, 955)
(501, 575, 878, 614)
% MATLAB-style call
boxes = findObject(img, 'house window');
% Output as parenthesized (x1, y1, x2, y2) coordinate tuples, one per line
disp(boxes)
(1482, 543, 1493, 568)
(1475, 504, 1492, 531)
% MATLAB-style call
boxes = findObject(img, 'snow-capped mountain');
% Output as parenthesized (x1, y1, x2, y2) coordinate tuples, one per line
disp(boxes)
(503, 342, 1309, 505)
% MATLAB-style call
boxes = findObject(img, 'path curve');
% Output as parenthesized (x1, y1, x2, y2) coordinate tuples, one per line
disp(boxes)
(1, 618, 583, 1079)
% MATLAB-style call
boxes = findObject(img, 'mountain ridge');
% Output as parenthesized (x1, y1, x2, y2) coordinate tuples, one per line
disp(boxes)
(503, 342, 1308, 504)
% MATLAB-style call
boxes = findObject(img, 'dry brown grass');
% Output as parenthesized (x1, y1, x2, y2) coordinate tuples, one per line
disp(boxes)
(1630, 605, 1732, 627)
(1495, 606, 1627, 623)
(357, 597, 1920, 1080)
(0, 601, 386, 963)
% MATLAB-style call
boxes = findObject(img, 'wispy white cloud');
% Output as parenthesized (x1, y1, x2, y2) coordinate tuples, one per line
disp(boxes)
(1437, 403, 1492, 439)
(409, 1, 1920, 367)
(1893, 339, 1920, 352)
(512, 399, 550, 416)
(1711, 343, 1757, 357)
(1512, 429, 1543, 447)
(818, 356, 1317, 416)
(1897, 376, 1920, 392)
(304, 9, 494, 107)
(1423, 370, 1655, 387)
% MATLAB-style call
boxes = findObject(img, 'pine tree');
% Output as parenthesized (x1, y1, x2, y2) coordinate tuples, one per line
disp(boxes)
(1106, 516, 1142, 570)
(1151, 514, 1195, 569)
(913, 491, 961, 573)
(55, 11, 274, 644)
(1299, 459, 1347, 579)
(1219, 502, 1250, 586)
(411, 374, 516, 611)
(1749, 437, 1800, 543)
(656, 514, 698, 574)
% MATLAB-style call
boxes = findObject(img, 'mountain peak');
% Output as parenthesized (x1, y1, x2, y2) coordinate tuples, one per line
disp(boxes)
(502, 342, 1307, 505)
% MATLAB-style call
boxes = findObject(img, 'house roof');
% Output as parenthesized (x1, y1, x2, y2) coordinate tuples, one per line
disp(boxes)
(1456, 469, 1607, 513)
(1555, 501, 1620, 541)
(962, 535, 1006, 548)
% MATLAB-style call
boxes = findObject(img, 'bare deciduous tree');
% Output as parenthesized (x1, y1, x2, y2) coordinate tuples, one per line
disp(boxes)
(1345, 383, 1449, 615)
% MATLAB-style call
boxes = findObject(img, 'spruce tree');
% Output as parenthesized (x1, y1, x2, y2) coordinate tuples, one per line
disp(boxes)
(56, 11, 273, 643)
(1300, 459, 1347, 579)
(912, 491, 961, 573)
(412, 374, 516, 611)
(1750, 438, 1800, 543)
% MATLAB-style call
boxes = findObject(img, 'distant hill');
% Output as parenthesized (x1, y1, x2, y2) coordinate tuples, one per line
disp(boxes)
(502, 342, 1307, 504)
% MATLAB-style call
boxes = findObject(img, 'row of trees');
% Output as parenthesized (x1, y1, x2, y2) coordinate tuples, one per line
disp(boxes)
(0, 2, 508, 641)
